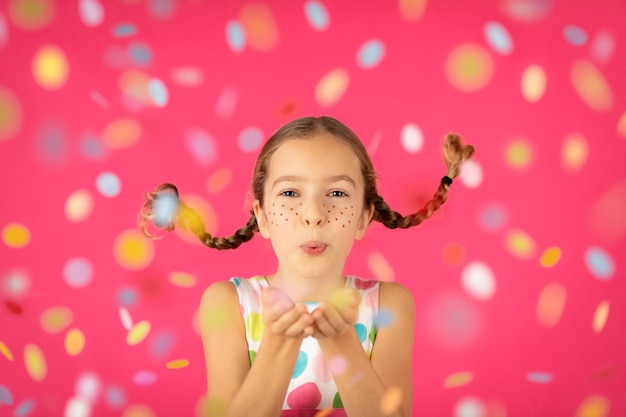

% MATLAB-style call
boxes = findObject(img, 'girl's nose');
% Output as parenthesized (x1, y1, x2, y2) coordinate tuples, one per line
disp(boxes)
(303, 198, 325, 227)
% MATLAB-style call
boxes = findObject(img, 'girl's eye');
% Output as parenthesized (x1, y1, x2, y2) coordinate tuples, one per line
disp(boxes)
(329, 190, 347, 197)
(280, 191, 297, 197)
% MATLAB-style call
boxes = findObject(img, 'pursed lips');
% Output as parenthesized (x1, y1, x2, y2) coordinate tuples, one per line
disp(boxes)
(300, 241, 327, 255)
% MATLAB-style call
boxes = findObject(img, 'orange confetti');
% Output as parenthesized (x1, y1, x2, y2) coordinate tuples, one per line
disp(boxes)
(444, 371, 473, 388)
(399, 0, 427, 20)
(113, 229, 154, 270)
(537, 283, 566, 327)
(65, 328, 86, 356)
(103, 117, 142, 149)
(446, 44, 493, 92)
(166, 359, 189, 369)
(442, 242, 466, 267)
(504, 229, 536, 260)
(592, 301, 610, 333)
(570, 60, 613, 111)
(539, 247, 562, 268)
(576, 395, 610, 417)
(240, 4, 278, 51)
(315, 68, 350, 106)
(0, 340, 14, 361)
(521, 65, 546, 102)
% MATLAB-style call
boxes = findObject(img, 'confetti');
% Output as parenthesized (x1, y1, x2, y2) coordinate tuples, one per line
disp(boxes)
(0, 340, 14, 361)
(32, 44, 68, 90)
(41, 306, 73, 333)
(400, 123, 424, 154)
(442, 242, 466, 267)
(461, 261, 496, 300)
(64, 396, 91, 417)
(185, 128, 218, 167)
(560, 133, 588, 173)
(563, 25, 588, 46)
(504, 229, 536, 260)
(521, 65, 546, 102)
(527, 371, 553, 384)
(539, 246, 561, 268)
(240, 4, 278, 52)
(367, 252, 395, 282)
(238, 126, 264, 153)
(592, 300, 609, 333)
(357, 39, 385, 69)
(455, 396, 485, 417)
(113, 229, 155, 270)
(483, 21, 513, 55)
(315, 68, 349, 106)
(65, 190, 95, 222)
(570, 60, 613, 111)
(380, 386, 403, 415)
(103, 117, 142, 149)
(9, 0, 54, 29)
(446, 44, 493, 92)
(399, 0, 427, 20)
(78, 0, 104, 27)
(24, 343, 47, 381)
(444, 371, 473, 388)
(0, 385, 13, 405)
(63, 257, 94, 288)
(206, 168, 232, 194)
(132, 370, 157, 386)
(166, 359, 189, 369)
(65, 328, 86, 356)
(169, 271, 197, 288)
(584, 246, 614, 281)
(75, 372, 101, 403)
(459, 160, 483, 188)
(225, 20, 246, 53)
(127, 320, 151, 346)
(2, 223, 30, 248)
(537, 282, 566, 327)
(0, 86, 23, 141)
(304, 1, 329, 30)
(575, 395, 609, 417)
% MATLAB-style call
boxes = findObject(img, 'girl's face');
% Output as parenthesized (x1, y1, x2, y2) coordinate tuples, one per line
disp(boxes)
(253, 133, 373, 281)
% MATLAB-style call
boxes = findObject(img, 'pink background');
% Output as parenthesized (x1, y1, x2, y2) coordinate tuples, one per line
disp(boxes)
(1, 0, 625, 416)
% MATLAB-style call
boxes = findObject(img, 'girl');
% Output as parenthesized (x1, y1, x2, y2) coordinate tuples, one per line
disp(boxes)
(140, 116, 474, 417)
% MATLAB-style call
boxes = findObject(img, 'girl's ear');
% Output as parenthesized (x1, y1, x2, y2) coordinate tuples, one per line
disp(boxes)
(253, 199, 271, 239)
(355, 203, 374, 240)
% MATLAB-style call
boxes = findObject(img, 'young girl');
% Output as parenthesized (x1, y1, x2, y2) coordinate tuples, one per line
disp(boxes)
(140, 116, 474, 417)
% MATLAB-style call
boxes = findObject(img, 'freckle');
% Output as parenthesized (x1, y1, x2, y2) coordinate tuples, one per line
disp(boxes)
(335, 218, 338, 221)
(327, 220, 330, 223)
(328, 210, 331, 213)
(299, 203, 303, 206)
(280, 213, 283, 216)
(290, 208, 293, 211)
(285, 218, 288, 221)
(345, 207, 348, 210)
(281, 204, 284, 207)
(351, 206, 353, 209)
(295, 213, 299, 216)
(343, 225, 345, 228)
(332, 205, 335, 208)
(348, 220, 351, 223)
(340, 212, 343, 214)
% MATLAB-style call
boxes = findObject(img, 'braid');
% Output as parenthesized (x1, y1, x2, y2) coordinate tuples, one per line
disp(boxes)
(139, 183, 259, 250)
(371, 133, 475, 229)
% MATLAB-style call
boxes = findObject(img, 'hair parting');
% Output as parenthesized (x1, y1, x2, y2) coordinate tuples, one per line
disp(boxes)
(138, 118, 475, 249)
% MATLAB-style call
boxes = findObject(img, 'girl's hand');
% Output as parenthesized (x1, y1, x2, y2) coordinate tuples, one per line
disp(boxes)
(261, 287, 315, 338)
(311, 288, 362, 339)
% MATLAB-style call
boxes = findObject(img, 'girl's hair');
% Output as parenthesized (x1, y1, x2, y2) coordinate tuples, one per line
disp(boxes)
(139, 116, 475, 249)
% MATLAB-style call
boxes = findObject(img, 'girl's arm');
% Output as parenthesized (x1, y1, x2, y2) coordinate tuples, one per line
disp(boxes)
(199, 281, 312, 417)
(315, 282, 415, 417)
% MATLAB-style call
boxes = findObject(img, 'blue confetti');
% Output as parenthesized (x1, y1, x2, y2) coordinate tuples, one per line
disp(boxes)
(226, 20, 246, 53)
(96, 171, 121, 198)
(585, 247, 614, 280)
(0, 385, 13, 405)
(148, 78, 168, 107)
(357, 39, 385, 69)
(14, 398, 37, 417)
(37, 122, 68, 165)
(117, 287, 138, 307)
(112, 23, 137, 38)
(81, 134, 107, 159)
(127, 42, 153, 66)
(185, 128, 218, 166)
(149, 0, 176, 19)
(150, 330, 175, 359)
(304, 1, 329, 31)
(563, 25, 588, 46)
(238, 126, 264, 153)
(484, 21, 513, 54)
(104, 385, 126, 409)
(479, 204, 508, 231)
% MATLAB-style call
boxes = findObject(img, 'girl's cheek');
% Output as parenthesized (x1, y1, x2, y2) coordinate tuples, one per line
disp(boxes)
(267, 202, 359, 228)
(324, 204, 357, 228)
(268, 202, 302, 227)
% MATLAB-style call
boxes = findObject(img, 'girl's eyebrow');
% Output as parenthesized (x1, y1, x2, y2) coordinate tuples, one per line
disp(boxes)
(272, 175, 356, 188)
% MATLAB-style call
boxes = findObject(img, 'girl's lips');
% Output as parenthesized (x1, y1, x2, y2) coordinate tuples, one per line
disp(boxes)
(301, 242, 327, 255)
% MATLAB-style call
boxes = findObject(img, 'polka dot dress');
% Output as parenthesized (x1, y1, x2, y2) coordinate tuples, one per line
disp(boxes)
(230, 276, 379, 413)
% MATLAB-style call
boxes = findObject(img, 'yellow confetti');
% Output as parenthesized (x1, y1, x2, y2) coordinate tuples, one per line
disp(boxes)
(561, 133, 588, 173)
(380, 386, 403, 415)
(2, 223, 31, 248)
(504, 229, 536, 260)
(592, 301, 610, 333)
(166, 359, 189, 369)
(315, 68, 350, 106)
(521, 65, 546, 102)
(24, 343, 47, 381)
(539, 247, 562, 268)
(576, 395, 610, 417)
(0, 86, 23, 141)
(32, 44, 68, 90)
(113, 229, 154, 270)
(537, 283, 566, 327)
(505, 139, 533, 170)
(367, 251, 395, 282)
(444, 371, 473, 388)
(570, 60, 613, 112)
(65, 328, 86, 356)
(169, 271, 197, 288)
(0, 340, 14, 361)
(9, 0, 55, 30)
(40, 306, 73, 333)
(127, 320, 151, 346)
(65, 189, 94, 223)
(446, 43, 493, 92)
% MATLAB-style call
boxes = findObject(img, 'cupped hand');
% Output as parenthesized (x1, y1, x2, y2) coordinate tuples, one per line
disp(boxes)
(261, 287, 315, 338)
(311, 288, 362, 339)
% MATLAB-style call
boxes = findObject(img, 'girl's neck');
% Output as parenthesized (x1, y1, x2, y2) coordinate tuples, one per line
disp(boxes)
(265, 272, 346, 303)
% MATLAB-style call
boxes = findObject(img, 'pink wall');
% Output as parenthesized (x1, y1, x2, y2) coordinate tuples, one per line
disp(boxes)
(1, 0, 625, 416)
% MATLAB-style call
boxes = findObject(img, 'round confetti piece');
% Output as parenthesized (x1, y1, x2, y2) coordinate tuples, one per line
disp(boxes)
(166, 359, 189, 369)
(105, 385, 126, 409)
(238, 126, 264, 153)
(196, 395, 228, 417)
(169, 271, 197, 288)
(118, 287, 138, 307)
(445, 44, 493, 92)
(171, 66, 204, 87)
(113, 229, 155, 270)
(185, 128, 218, 167)
(148, 78, 168, 107)
(357, 39, 385, 69)
(537, 282, 566, 327)
(304, 1, 329, 30)
(6, 300, 23, 315)
(501, 0, 552, 22)
(442, 242, 466, 267)
(119, 70, 151, 103)
(32, 44, 68, 90)
(9, 0, 54, 30)
(0, 340, 14, 361)
(14, 398, 37, 416)
(79, 0, 104, 27)
(119, 306, 134, 330)
(81, 133, 108, 159)
(478, 203, 508, 232)
(103, 117, 142, 149)
(563, 25, 588, 46)
(65, 328, 86, 356)
(575, 395, 609, 417)
(461, 261, 496, 300)
(618, 112, 626, 138)
(504, 229, 536, 260)
(2, 223, 30, 248)
(570, 60, 613, 112)
(174, 194, 219, 243)
(122, 404, 156, 417)
(64, 396, 91, 417)
(0, 13, 8, 49)
(367, 251, 395, 282)
(592, 300, 609, 333)
(127, 41, 152, 67)
(0, 86, 23, 141)
(399, 0, 427, 20)
(590, 30, 615, 64)
(505, 139, 533, 169)
(127, 320, 151, 346)
(459, 160, 483, 188)
(150, 330, 175, 359)
(521, 65, 546, 103)
(113, 23, 137, 38)
(584, 246, 614, 281)
(444, 371, 473, 388)
(483, 21, 513, 55)
(455, 396, 485, 417)
(0, 385, 13, 405)
(206, 168, 232, 194)
(96, 171, 121, 198)
(527, 371, 553, 384)
(24, 343, 47, 382)
(65, 190, 94, 222)
(215, 86, 238, 119)
(3, 268, 31, 297)
(75, 372, 101, 403)
(400, 123, 423, 154)
(225, 20, 246, 53)
(539, 246, 561, 268)
(240, 4, 278, 52)
(561, 133, 588, 173)
(589, 180, 626, 243)
(41, 306, 73, 333)
(315, 68, 349, 106)
(133, 370, 157, 386)
(63, 257, 94, 288)
(373, 308, 395, 328)
(380, 386, 403, 415)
